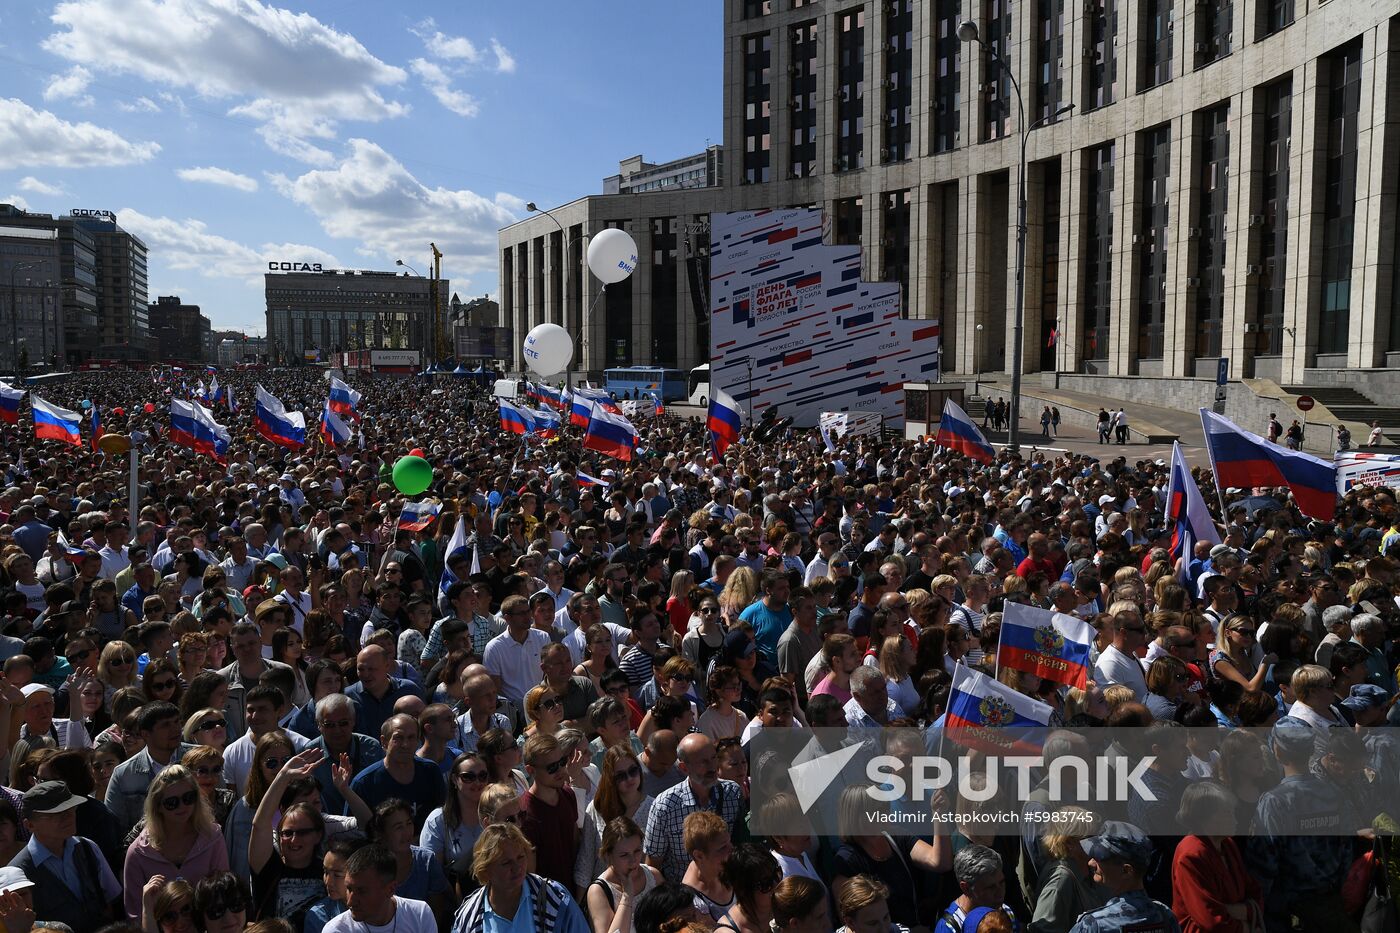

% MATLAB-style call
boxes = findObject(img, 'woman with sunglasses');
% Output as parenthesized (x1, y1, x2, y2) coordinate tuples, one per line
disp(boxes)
(225, 731, 296, 880)
(249, 748, 331, 926)
(142, 658, 184, 708)
(681, 593, 726, 693)
(181, 708, 228, 751)
(175, 632, 209, 687)
(123, 764, 229, 921)
(193, 871, 252, 933)
(97, 642, 139, 702)
(1211, 614, 1276, 692)
(140, 876, 195, 933)
(575, 745, 654, 898)
(521, 684, 564, 742)
(179, 744, 235, 827)
(421, 751, 487, 893)
(585, 816, 658, 933)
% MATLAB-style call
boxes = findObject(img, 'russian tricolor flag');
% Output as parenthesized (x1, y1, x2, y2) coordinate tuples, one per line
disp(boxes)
(328, 377, 362, 420)
(254, 385, 306, 448)
(577, 471, 610, 489)
(439, 516, 469, 596)
(529, 407, 561, 439)
(996, 602, 1095, 690)
(935, 399, 995, 464)
(320, 403, 351, 447)
(56, 531, 87, 563)
(170, 399, 230, 463)
(398, 501, 441, 532)
(653, 393, 664, 417)
(707, 388, 743, 459)
(1200, 408, 1337, 520)
(1165, 440, 1221, 579)
(0, 381, 25, 425)
(499, 399, 534, 435)
(31, 395, 82, 447)
(945, 662, 1052, 756)
(583, 403, 637, 461)
(224, 386, 237, 414)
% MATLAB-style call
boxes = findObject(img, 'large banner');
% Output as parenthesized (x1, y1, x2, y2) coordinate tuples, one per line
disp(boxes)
(1336, 452, 1400, 494)
(709, 208, 939, 427)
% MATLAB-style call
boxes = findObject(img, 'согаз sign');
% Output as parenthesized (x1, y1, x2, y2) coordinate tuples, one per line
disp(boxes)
(268, 262, 325, 272)
(71, 209, 114, 219)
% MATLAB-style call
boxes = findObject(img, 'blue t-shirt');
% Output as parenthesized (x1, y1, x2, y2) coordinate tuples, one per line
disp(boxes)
(347, 758, 445, 831)
(304, 898, 343, 933)
(397, 845, 449, 902)
(738, 600, 793, 665)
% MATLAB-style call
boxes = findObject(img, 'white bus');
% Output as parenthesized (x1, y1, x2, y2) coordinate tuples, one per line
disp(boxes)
(687, 364, 710, 407)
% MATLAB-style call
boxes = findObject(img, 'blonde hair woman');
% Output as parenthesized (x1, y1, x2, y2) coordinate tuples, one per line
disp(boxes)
(666, 570, 696, 634)
(719, 567, 760, 626)
(123, 765, 228, 921)
(456, 823, 587, 932)
(877, 634, 919, 718)
(1029, 807, 1107, 932)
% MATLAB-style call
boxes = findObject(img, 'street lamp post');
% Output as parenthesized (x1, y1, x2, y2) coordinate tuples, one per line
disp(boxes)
(395, 259, 422, 363)
(7, 261, 39, 377)
(959, 20, 1072, 454)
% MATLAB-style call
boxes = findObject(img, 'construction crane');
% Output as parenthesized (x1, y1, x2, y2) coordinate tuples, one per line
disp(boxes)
(428, 242, 447, 365)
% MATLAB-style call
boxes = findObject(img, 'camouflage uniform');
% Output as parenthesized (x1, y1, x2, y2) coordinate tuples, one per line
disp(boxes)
(1067, 890, 1180, 933)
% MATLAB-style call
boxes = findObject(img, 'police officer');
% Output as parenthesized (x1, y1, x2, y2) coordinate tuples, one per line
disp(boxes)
(1069, 821, 1179, 933)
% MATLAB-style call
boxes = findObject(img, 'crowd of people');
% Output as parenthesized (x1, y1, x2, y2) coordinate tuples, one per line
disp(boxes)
(0, 366, 1391, 933)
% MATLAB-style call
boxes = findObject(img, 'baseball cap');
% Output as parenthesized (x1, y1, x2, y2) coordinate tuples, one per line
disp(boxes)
(723, 629, 756, 659)
(1080, 820, 1154, 867)
(0, 867, 33, 896)
(1341, 683, 1389, 714)
(21, 781, 83, 819)
(264, 553, 288, 570)
(1209, 544, 1233, 559)
(19, 683, 53, 700)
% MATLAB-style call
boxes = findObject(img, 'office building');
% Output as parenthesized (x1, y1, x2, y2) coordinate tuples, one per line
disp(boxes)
(265, 268, 449, 364)
(500, 0, 1400, 401)
(0, 204, 101, 366)
(603, 147, 725, 195)
(216, 334, 267, 366)
(148, 295, 211, 363)
(0, 224, 61, 373)
(71, 211, 150, 361)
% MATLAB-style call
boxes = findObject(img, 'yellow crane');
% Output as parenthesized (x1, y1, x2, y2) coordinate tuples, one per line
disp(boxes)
(429, 242, 447, 364)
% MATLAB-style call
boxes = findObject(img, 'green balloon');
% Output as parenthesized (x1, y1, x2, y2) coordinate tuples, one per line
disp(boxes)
(392, 455, 433, 495)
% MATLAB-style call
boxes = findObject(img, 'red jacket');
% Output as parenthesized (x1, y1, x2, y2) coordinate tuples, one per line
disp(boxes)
(1171, 834, 1262, 933)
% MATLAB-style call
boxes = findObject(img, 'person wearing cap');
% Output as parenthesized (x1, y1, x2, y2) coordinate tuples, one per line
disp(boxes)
(1067, 822, 1177, 933)
(9, 781, 121, 933)
(14, 682, 89, 758)
(1244, 725, 1357, 931)
(0, 866, 35, 933)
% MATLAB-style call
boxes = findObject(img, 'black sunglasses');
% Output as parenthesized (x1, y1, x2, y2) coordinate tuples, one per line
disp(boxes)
(278, 825, 320, 840)
(161, 789, 198, 811)
(456, 769, 490, 784)
(196, 719, 227, 731)
(613, 764, 642, 783)
(539, 697, 560, 712)
(539, 756, 568, 775)
(65, 648, 93, 662)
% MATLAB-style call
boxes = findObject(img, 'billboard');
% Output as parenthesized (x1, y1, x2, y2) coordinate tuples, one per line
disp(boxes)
(454, 326, 514, 362)
(1335, 452, 1400, 494)
(709, 208, 938, 427)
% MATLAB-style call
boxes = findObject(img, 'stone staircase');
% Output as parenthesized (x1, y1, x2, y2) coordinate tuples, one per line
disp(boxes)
(1281, 385, 1400, 444)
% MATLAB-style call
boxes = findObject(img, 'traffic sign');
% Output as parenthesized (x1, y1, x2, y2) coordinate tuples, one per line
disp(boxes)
(1297, 395, 1315, 412)
(1216, 358, 1230, 386)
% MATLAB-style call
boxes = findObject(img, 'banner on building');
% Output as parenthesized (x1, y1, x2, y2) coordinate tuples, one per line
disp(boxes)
(1335, 452, 1400, 494)
(818, 411, 882, 440)
(709, 208, 939, 428)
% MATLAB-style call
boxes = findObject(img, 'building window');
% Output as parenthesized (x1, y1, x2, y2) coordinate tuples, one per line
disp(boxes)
(651, 218, 678, 367)
(881, 190, 911, 298)
(1085, 0, 1118, 110)
(1318, 39, 1361, 356)
(836, 8, 865, 171)
(883, 0, 913, 162)
(603, 221, 633, 365)
(1255, 78, 1290, 356)
(1140, 0, 1172, 89)
(743, 33, 772, 184)
(982, 0, 1012, 141)
(744, 0, 771, 17)
(1035, 0, 1064, 122)
(1193, 104, 1229, 360)
(834, 196, 863, 246)
(932, 0, 961, 152)
(1039, 160, 1062, 373)
(1083, 143, 1115, 361)
(1258, 0, 1292, 40)
(790, 21, 819, 177)
(1137, 124, 1170, 361)
(1194, 0, 1231, 68)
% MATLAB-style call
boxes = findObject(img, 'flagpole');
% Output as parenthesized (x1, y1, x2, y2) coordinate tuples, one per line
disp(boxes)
(1197, 409, 1229, 517)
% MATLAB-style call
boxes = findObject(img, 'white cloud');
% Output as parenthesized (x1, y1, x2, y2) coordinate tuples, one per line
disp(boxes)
(256, 128, 334, 167)
(2, 195, 31, 211)
(0, 98, 159, 169)
(115, 208, 339, 282)
(271, 138, 520, 289)
(116, 96, 160, 113)
(412, 19, 481, 64)
(43, 64, 93, 103)
(44, 0, 408, 156)
(490, 39, 516, 74)
(409, 59, 478, 118)
(17, 177, 68, 196)
(177, 166, 259, 192)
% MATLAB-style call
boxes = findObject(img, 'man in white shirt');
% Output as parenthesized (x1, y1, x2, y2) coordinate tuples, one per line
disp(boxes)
(218, 529, 259, 594)
(223, 684, 311, 794)
(532, 560, 574, 614)
(803, 533, 839, 586)
(482, 595, 550, 706)
(275, 565, 314, 635)
(97, 520, 130, 580)
(1093, 611, 1150, 701)
(15, 684, 89, 750)
(324, 843, 436, 933)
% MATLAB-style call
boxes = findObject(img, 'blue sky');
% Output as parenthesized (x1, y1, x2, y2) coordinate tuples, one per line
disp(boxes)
(0, 1, 720, 333)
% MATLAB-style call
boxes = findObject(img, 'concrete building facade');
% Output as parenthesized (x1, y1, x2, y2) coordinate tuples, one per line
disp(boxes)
(0, 205, 103, 366)
(499, 0, 1400, 394)
(0, 225, 61, 373)
(265, 269, 449, 365)
(148, 295, 211, 363)
(72, 212, 150, 361)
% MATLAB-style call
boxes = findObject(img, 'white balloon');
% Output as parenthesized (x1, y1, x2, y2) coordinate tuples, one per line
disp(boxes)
(587, 228, 638, 285)
(522, 323, 574, 376)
